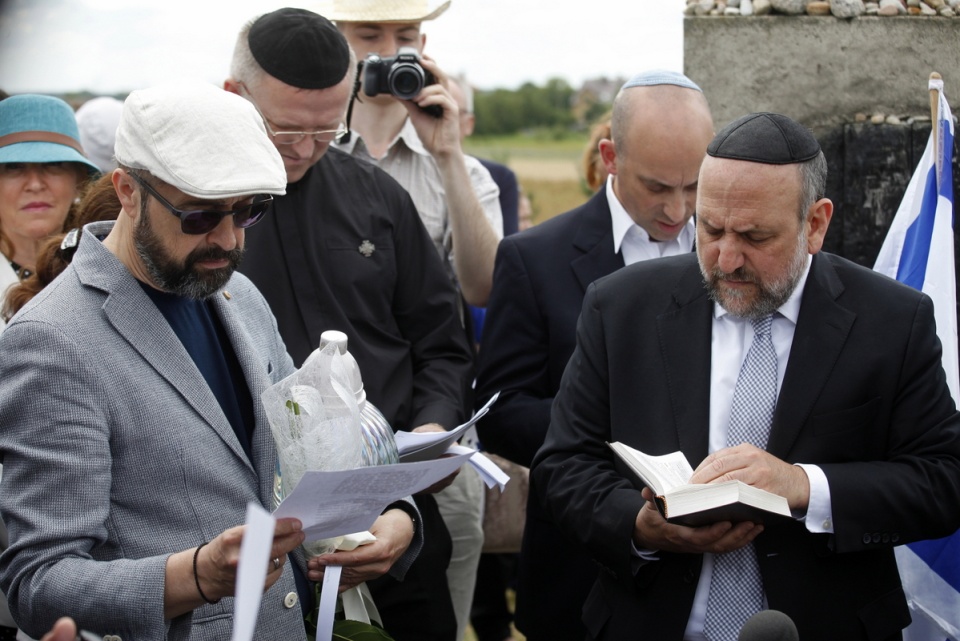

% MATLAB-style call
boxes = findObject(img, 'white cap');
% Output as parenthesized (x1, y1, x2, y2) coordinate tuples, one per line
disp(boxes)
(114, 82, 287, 199)
(75, 96, 123, 173)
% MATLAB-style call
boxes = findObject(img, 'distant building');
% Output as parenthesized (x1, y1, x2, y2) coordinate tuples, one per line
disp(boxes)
(573, 76, 624, 127)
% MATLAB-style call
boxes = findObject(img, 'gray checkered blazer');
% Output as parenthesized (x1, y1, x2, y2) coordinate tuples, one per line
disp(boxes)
(0, 221, 305, 640)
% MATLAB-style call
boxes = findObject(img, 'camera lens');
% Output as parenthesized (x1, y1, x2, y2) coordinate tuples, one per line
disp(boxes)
(388, 63, 425, 100)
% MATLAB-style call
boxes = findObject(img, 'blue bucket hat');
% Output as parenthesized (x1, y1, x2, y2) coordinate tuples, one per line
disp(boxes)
(0, 94, 101, 175)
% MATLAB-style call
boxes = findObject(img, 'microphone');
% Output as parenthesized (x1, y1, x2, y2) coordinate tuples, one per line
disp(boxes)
(737, 609, 799, 641)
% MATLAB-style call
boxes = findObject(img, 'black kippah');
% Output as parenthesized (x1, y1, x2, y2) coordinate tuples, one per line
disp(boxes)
(248, 8, 350, 90)
(707, 112, 821, 165)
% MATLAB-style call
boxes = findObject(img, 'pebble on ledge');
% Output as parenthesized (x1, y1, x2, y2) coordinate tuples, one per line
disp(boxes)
(685, 0, 960, 16)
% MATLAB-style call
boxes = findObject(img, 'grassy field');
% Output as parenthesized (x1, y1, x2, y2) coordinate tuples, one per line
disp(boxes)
(464, 133, 594, 226)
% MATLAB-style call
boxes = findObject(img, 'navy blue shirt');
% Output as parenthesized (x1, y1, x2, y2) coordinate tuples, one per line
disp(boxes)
(141, 283, 313, 615)
(140, 284, 255, 460)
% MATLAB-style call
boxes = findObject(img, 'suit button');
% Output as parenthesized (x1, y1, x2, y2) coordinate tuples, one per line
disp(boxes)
(891, 533, 900, 543)
(284, 591, 299, 609)
(862, 533, 871, 544)
(683, 568, 696, 584)
(882, 533, 890, 543)
(872, 533, 882, 543)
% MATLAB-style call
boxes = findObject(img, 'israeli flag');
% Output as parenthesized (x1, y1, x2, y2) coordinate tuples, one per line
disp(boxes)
(874, 78, 959, 641)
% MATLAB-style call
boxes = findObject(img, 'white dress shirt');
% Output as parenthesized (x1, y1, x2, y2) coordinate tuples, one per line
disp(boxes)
(682, 256, 834, 640)
(607, 177, 695, 265)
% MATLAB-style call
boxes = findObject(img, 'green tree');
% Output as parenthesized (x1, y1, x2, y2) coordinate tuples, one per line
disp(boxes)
(473, 77, 576, 136)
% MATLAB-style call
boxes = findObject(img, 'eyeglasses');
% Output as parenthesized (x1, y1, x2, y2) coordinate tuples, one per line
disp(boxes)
(239, 88, 347, 145)
(256, 105, 347, 145)
(130, 173, 272, 235)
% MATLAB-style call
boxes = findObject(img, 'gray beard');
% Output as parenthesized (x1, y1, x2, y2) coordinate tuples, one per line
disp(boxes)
(700, 229, 808, 320)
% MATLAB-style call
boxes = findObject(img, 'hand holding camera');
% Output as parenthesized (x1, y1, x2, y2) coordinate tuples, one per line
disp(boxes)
(362, 47, 444, 119)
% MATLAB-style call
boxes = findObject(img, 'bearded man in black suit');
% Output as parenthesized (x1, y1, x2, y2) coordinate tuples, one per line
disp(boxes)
(534, 112, 960, 641)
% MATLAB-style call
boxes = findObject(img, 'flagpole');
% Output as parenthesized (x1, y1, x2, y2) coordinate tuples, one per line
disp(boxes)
(930, 71, 941, 161)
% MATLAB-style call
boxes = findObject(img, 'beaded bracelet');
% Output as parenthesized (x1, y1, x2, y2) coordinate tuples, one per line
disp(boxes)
(193, 542, 221, 604)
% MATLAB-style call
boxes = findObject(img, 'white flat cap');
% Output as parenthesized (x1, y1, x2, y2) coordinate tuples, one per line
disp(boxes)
(114, 82, 287, 199)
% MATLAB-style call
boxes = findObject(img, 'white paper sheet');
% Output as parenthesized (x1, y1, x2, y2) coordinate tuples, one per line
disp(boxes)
(230, 502, 277, 641)
(395, 392, 500, 462)
(460, 447, 511, 491)
(273, 451, 473, 542)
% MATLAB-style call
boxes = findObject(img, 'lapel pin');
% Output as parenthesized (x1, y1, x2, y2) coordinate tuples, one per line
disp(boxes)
(359, 240, 375, 257)
(223, 290, 232, 300)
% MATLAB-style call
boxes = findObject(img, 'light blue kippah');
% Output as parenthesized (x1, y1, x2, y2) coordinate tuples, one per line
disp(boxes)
(621, 70, 702, 93)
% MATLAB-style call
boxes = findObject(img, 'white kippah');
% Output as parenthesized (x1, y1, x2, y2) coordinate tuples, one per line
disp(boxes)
(621, 70, 702, 93)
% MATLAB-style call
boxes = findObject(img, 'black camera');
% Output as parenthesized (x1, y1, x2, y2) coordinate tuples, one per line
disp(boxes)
(362, 48, 441, 116)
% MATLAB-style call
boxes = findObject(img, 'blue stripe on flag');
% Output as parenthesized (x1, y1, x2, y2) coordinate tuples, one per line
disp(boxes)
(896, 166, 940, 290)
(941, 119, 954, 204)
(909, 534, 960, 592)
(884, 86, 960, 641)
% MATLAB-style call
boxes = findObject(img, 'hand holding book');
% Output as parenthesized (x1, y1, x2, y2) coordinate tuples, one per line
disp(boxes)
(609, 442, 793, 527)
(632, 486, 766, 555)
(690, 443, 811, 514)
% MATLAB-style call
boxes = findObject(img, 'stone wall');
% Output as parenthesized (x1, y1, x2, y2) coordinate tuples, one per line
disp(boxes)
(685, 14, 960, 318)
(684, 16, 960, 130)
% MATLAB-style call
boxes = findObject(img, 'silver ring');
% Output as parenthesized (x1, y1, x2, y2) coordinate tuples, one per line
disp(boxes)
(273, 557, 281, 571)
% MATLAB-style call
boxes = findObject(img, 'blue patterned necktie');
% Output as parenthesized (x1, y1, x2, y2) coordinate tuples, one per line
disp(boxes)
(703, 314, 777, 641)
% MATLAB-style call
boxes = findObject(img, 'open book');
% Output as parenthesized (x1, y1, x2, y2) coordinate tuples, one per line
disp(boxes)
(607, 442, 791, 527)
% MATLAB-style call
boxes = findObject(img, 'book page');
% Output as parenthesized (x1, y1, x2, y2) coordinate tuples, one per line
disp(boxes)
(636, 450, 695, 490)
(609, 443, 694, 493)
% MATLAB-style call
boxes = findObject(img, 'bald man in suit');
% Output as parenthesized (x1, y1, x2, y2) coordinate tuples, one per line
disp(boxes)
(474, 71, 714, 641)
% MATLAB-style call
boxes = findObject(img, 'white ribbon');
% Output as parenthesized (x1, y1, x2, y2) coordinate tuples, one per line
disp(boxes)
(316, 565, 343, 641)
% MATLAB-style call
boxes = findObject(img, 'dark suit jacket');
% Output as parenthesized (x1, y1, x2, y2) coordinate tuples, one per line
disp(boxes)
(533, 251, 960, 641)
(239, 149, 471, 641)
(475, 189, 623, 641)
(240, 148, 473, 432)
(478, 158, 520, 237)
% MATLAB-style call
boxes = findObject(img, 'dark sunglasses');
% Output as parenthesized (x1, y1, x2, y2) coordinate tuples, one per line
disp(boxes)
(129, 173, 272, 235)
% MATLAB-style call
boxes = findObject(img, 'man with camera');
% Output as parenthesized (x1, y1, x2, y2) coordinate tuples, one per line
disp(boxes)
(224, 8, 474, 641)
(329, 0, 503, 309)
(328, 3, 501, 640)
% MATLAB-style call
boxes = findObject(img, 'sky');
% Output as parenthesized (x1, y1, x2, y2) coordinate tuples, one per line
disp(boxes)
(0, 0, 684, 94)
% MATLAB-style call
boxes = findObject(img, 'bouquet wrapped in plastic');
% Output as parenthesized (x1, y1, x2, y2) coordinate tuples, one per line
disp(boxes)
(262, 331, 398, 556)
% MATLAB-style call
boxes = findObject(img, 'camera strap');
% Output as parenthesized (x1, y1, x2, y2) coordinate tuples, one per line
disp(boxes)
(341, 60, 365, 144)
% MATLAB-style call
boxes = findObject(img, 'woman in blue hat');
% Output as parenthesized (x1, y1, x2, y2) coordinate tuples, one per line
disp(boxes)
(0, 94, 99, 328)
(0, 94, 100, 638)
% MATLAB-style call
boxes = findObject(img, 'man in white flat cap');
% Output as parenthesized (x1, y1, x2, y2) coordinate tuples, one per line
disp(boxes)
(0, 83, 419, 640)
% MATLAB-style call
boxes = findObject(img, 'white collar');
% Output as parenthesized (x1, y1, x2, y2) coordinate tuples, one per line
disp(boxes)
(606, 176, 695, 256)
(336, 117, 428, 158)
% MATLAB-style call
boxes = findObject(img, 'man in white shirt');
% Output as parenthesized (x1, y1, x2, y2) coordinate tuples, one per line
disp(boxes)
(533, 112, 960, 640)
(329, 0, 502, 308)
(327, 4, 502, 639)
(473, 71, 714, 641)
